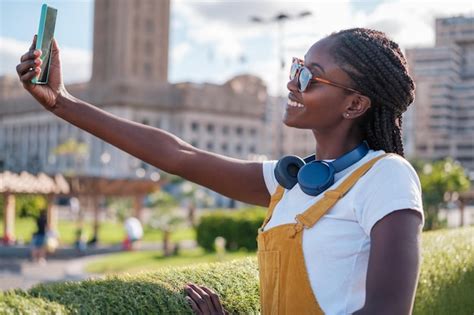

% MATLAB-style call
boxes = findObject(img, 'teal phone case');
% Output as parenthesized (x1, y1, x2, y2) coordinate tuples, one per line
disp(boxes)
(31, 4, 57, 84)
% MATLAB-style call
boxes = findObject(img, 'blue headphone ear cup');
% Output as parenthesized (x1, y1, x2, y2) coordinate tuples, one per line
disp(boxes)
(274, 155, 306, 190)
(298, 161, 335, 196)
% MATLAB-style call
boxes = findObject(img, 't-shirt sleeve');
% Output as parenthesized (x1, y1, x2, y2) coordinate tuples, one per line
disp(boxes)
(353, 155, 424, 236)
(262, 160, 279, 195)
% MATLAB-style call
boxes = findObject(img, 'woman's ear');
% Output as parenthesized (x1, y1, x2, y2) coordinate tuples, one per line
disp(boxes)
(344, 94, 371, 119)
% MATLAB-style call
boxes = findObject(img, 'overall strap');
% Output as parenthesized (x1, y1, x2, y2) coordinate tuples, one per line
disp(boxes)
(295, 153, 392, 229)
(259, 185, 285, 231)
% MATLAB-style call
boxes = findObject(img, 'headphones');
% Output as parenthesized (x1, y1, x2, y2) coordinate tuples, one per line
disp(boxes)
(274, 142, 370, 196)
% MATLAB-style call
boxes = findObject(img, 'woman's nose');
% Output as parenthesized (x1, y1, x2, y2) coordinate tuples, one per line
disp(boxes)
(287, 75, 299, 92)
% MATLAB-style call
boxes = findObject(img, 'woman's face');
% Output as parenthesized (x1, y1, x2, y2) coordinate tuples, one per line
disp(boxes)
(284, 38, 357, 132)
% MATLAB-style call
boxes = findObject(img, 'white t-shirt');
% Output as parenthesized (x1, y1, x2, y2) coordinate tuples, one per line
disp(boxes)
(262, 150, 424, 315)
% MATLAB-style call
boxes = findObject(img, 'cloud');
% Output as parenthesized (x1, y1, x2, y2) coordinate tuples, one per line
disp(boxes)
(0, 37, 91, 84)
(171, 41, 192, 64)
(172, 0, 473, 95)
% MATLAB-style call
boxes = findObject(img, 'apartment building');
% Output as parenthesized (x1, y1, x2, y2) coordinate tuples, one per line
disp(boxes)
(406, 16, 474, 175)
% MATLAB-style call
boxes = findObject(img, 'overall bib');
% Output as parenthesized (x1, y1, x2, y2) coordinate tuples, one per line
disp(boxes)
(257, 154, 389, 314)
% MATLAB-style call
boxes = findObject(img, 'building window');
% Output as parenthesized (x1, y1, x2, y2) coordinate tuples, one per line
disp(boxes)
(236, 144, 242, 153)
(191, 122, 199, 131)
(191, 140, 198, 148)
(249, 145, 256, 153)
(207, 142, 214, 150)
(144, 62, 152, 78)
(458, 144, 474, 150)
(222, 126, 229, 134)
(221, 143, 228, 152)
(236, 126, 243, 135)
(207, 123, 215, 133)
(146, 19, 154, 33)
(145, 41, 153, 56)
(434, 145, 449, 151)
(250, 128, 256, 136)
(417, 145, 427, 151)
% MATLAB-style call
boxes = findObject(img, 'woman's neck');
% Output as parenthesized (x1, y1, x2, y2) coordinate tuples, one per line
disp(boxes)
(312, 127, 364, 160)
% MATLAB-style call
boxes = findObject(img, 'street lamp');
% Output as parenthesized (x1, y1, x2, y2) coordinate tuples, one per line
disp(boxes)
(250, 11, 312, 157)
(250, 11, 312, 95)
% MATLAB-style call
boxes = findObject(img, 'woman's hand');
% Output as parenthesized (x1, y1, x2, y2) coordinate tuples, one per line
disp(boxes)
(184, 283, 228, 315)
(16, 35, 69, 111)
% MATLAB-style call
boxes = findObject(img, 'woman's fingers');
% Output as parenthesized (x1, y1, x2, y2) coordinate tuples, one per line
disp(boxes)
(200, 286, 225, 314)
(185, 284, 211, 314)
(16, 59, 41, 76)
(18, 35, 42, 84)
(20, 67, 40, 82)
(189, 284, 214, 310)
(185, 296, 202, 315)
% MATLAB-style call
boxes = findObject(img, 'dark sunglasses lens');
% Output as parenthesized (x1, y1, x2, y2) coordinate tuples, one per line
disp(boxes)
(290, 62, 299, 79)
(299, 67, 312, 91)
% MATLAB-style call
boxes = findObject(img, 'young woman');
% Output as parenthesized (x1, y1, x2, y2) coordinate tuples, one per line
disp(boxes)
(17, 27, 423, 314)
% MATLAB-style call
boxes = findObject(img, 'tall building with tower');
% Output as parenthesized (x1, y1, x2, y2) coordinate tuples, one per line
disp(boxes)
(0, 0, 267, 194)
(91, 0, 169, 85)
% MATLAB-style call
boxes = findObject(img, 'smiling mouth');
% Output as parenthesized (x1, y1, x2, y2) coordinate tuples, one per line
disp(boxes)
(287, 99, 304, 108)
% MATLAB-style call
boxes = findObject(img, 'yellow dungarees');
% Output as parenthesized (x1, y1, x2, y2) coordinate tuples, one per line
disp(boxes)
(257, 154, 389, 314)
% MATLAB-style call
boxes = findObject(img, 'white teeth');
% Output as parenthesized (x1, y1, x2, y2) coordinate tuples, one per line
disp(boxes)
(287, 99, 304, 108)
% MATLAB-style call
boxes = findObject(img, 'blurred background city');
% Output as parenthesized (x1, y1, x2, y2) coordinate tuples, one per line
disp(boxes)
(0, 0, 473, 294)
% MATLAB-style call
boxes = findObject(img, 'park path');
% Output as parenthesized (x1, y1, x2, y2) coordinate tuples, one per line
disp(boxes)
(0, 255, 103, 291)
(0, 240, 197, 292)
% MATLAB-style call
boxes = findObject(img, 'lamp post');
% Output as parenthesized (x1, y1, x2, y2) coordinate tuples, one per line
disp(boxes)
(250, 11, 312, 96)
(250, 11, 312, 157)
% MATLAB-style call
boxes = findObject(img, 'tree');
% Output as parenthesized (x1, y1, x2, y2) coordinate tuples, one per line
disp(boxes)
(147, 191, 185, 256)
(52, 138, 89, 176)
(412, 158, 471, 230)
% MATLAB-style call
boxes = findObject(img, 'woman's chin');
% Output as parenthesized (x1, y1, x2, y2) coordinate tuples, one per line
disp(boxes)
(282, 117, 300, 128)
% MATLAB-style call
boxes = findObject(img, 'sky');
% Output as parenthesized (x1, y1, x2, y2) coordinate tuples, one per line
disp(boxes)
(0, 0, 473, 96)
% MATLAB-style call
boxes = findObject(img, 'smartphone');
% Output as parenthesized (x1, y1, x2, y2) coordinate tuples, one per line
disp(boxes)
(31, 4, 58, 84)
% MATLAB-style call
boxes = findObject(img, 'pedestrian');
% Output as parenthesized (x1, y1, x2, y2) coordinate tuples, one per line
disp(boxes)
(31, 209, 47, 264)
(17, 27, 423, 314)
(123, 217, 143, 251)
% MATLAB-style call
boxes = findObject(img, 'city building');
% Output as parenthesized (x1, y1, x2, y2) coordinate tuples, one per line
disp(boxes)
(406, 16, 474, 176)
(0, 0, 268, 186)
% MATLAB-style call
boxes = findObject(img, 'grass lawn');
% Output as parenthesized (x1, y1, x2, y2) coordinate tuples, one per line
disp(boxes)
(85, 248, 255, 274)
(3, 218, 195, 246)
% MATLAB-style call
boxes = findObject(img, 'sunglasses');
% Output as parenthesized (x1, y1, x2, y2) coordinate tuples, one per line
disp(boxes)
(290, 57, 362, 94)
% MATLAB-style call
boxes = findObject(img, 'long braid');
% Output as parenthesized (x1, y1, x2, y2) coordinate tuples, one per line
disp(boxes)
(328, 28, 415, 157)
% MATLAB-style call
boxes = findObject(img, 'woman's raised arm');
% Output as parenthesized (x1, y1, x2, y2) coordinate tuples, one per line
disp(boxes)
(17, 36, 271, 207)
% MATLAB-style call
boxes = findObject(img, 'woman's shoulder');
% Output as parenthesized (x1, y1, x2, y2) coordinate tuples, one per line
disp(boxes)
(367, 151, 419, 178)
(352, 150, 422, 194)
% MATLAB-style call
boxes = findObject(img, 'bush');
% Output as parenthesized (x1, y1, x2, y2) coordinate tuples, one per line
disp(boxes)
(1, 227, 472, 314)
(413, 226, 474, 314)
(196, 207, 266, 252)
(1, 258, 259, 314)
(0, 292, 67, 314)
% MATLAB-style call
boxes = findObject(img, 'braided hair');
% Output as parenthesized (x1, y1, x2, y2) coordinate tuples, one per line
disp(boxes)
(327, 28, 415, 157)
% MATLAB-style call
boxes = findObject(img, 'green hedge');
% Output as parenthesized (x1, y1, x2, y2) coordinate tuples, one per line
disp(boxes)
(196, 207, 266, 252)
(413, 226, 474, 314)
(1, 227, 473, 314)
